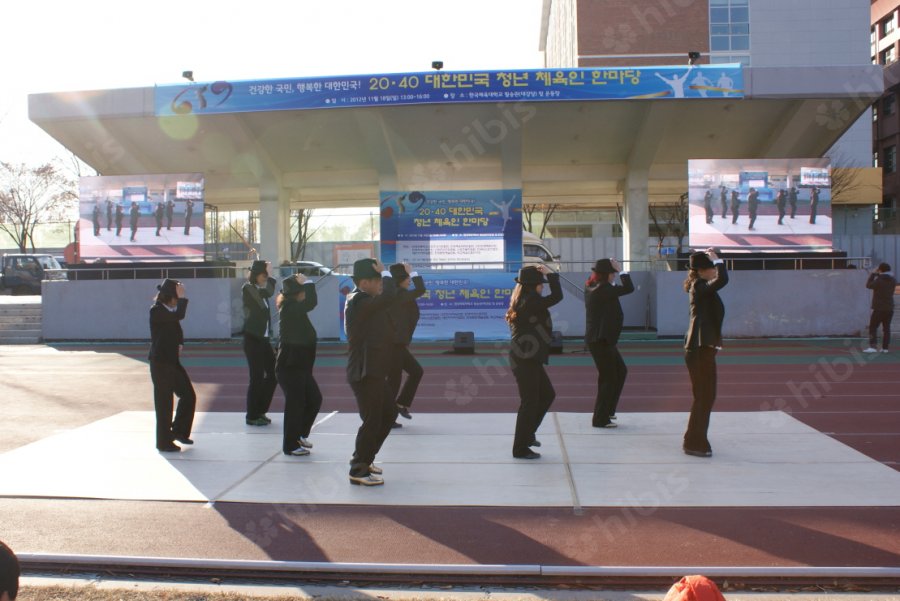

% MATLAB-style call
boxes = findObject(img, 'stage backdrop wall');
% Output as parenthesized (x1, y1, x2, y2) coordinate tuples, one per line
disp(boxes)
(654, 269, 870, 338)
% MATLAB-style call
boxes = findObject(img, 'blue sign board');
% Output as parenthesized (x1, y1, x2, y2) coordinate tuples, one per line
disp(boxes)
(380, 189, 522, 270)
(154, 65, 744, 116)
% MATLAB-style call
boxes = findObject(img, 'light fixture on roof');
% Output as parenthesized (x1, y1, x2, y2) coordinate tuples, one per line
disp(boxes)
(182, 70, 195, 82)
(431, 61, 444, 71)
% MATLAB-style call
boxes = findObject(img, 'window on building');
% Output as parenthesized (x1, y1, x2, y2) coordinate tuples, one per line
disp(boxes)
(881, 46, 897, 65)
(885, 94, 896, 115)
(873, 26, 878, 46)
(874, 103, 879, 122)
(709, 0, 750, 60)
(886, 146, 897, 173)
(874, 151, 880, 168)
(883, 15, 896, 38)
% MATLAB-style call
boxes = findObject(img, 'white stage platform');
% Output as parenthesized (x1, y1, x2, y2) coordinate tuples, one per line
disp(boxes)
(0, 411, 898, 508)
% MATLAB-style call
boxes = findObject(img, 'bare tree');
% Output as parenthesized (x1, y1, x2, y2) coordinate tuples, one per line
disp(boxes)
(0, 161, 77, 252)
(522, 203, 559, 239)
(648, 193, 690, 257)
(290, 207, 324, 262)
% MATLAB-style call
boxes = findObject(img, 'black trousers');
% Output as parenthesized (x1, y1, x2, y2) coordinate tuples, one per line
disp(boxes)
(277, 368, 323, 453)
(349, 375, 398, 476)
(789, 202, 797, 218)
(869, 309, 894, 349)
(511, 358, 555, 456)
(243, 334, 277, 420)
(809, 204, 818, 224)
(731, 206, 739, 223)
(150, 360, 196, 449)
(749, 212, 757, 229)
(705, 205, 713, 223)
(720, 200, 727, 218)
(387, 344, 424, 408)
(684, 346, 717, 452)
(588, 341, 627, 426)
(184, 216, 191, 235)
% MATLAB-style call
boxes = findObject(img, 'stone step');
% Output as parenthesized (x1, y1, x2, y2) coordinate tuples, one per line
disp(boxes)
(0, 309, 42, 317)
(0, 323, 41, 333)
(0, 315, 42, 323)
(0, 336, 41, 344)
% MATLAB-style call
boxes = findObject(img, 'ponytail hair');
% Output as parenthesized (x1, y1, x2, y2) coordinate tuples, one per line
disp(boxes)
(505, 283, 526, 324)
(683, 270, 699, 293)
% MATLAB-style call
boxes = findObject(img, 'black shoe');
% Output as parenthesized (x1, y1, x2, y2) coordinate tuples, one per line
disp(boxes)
(530, 438, 541, 447)
(158, 443, 181, 453)
(173, 435, 193, 445)
(391, 422, 403, 429)
(513, 450, 541, 459)
(683, 448, 712, 458)
(246, 418, 268, 426)
(398, 405, 412, 420)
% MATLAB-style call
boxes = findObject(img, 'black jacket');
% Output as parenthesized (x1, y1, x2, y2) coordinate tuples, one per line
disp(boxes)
(684, 263, 728, 350)
(584, 274, 634, 346)
(276, 283, 318, 371)
(149, 298, 188, 364)
(509, 273, 563, 366)
(389, 275, 426, 345)
(242, 277, 276, 339)
(345, 276, 398, 382)
(867, 272, 897, 312)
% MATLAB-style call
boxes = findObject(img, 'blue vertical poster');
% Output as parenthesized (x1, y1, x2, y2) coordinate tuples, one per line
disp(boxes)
(380, 189, 522, 270)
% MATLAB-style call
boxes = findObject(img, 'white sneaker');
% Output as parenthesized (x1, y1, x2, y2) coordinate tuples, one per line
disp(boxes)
(298, 437, 313, 448)
(863, 347, 878, 353)
(368, 464, 383, 475)
(288, 447, 310, 456)
(882, 349, 890, 353)
(349, 473, 384, 486)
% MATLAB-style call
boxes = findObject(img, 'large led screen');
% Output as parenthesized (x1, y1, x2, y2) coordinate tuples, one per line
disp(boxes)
(78, 174, 204, 260)
(687, 158, 832, 250)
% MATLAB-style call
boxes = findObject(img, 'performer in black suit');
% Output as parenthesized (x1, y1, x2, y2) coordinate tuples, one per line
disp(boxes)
(345, 258, 400, 486)
(183, 199, 194, 235)
(115, 204, 124, 237)
(276, 274, 322, 455)
(719, 186, 728, 219)
(129, 202, 140, 241)
(776, 189, 787, 225)
(106, 199, 114, 232)
(703, 190, 714, 224)
(788, 186, 798, 219)
(242, 260, 277, 426)
(585, 258, 634, 428)
(809, 187, 819, 224)
(92, 203, 102, 236)
(165, 199, 174, 230)
(747, 188, 759, 230)
(149, 278, 196, 452)
(154, 202, 164, 236)
(864, 262, 897, 353)
(682, 249, 728, 458)
(730, 190, 740, 224)
(507, 264, 563, 459)
(387, 262, 426, 424)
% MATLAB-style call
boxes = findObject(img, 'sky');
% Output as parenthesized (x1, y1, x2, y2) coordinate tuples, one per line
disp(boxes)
(0, 0, 545, 166)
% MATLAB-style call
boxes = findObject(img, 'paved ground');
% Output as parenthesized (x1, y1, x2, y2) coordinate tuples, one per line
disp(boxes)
(0, 338, 898, 569)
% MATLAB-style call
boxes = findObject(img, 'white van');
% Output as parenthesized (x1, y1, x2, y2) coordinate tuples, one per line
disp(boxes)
(523, 231, 561, 272)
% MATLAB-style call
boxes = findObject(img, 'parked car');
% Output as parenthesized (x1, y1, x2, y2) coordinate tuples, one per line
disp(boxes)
(0, 254, 68, 295)
(523, 231, 562, 272)
(282, 260, 350, 279)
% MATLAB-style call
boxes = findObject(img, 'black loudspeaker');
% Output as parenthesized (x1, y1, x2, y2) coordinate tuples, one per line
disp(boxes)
(453, 331, 475, 354)
(549, 330, 564, 354)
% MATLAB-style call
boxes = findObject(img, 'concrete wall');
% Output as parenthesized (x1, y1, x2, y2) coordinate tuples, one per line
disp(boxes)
(42, 278, 236, 340)
(655, 269, 871, 338)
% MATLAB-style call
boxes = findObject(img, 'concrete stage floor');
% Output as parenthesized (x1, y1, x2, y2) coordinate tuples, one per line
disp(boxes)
(0, 338, 898, 568)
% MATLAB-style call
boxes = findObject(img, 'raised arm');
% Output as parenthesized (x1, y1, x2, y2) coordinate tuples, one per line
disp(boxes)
(151, 298, 188, 323)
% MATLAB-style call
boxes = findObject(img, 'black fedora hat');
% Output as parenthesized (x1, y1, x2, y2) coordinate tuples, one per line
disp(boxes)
(591, 258, 618, 273)
(515, 266, 546, 286)
(352, 258, 381, 280)
(157, 278, 180, 296)
(281, 276, 304, 296)
(389, 263, 409, 281)
(689, 252, 715, 270)
(249, 260, 268, 276)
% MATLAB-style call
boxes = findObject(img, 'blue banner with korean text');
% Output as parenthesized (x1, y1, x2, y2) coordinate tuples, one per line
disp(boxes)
(154, 65, 744, 116)
(337, 271, 516, 341)
(380, 189, 522, 270)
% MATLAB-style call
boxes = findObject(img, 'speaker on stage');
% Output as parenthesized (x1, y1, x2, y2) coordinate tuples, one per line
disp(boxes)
(453, 331, 475, 354)
(549, 330, 563, 354)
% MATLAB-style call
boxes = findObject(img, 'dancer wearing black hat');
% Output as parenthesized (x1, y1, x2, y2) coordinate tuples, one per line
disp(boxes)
(242, 260, 277, 426)
(682, 249, 728, 458)
(129, 202, 140, 241)
(345, 258, 401, 486)
(149, 278, 196, 452)
(506, 264, 563, 459)
(585, 258, 634, 428)
(730, 190, 740, 224)
(276, 273, 322, 456)
(387, 262, 426, 425)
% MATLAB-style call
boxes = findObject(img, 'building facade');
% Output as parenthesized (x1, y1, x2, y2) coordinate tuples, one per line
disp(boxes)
(873, 0, 900, 231)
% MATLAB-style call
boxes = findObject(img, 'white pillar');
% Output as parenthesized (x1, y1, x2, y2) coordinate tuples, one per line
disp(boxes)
(622, 169, 650, 268)
(258, 184, 290, 267)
